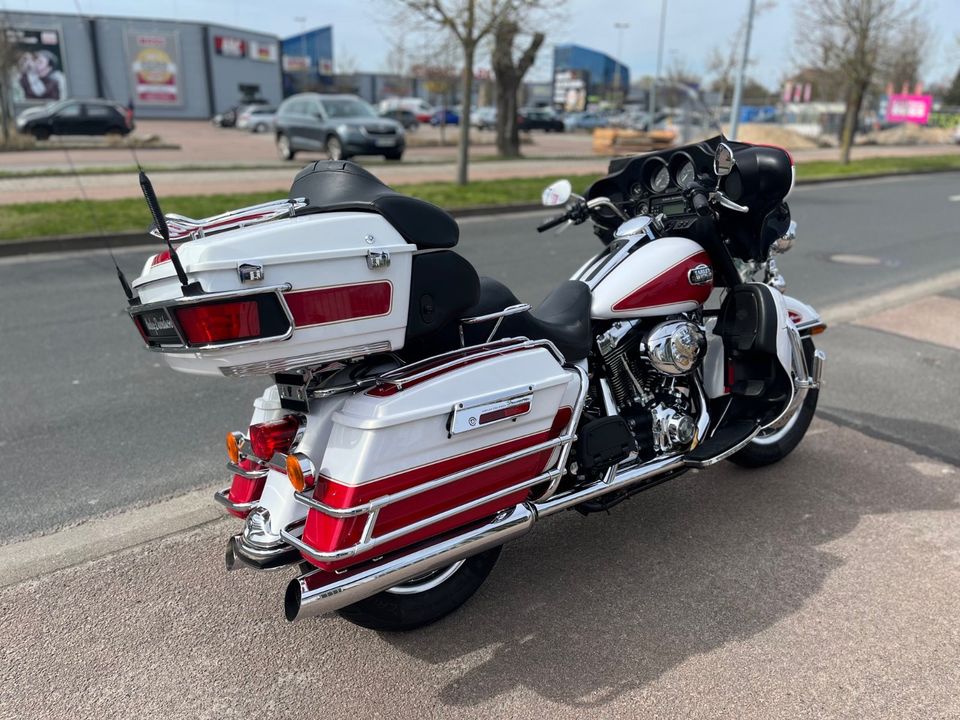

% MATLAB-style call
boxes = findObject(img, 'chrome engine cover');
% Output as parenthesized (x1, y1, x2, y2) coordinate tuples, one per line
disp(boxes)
(644, 321, 707, 376)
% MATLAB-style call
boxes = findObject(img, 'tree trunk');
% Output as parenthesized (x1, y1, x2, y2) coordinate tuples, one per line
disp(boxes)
(492, 22, 544, 159)
(457, 44, 475, 186)
(495, 80, 520, 157)
(839, 80, 867, 165)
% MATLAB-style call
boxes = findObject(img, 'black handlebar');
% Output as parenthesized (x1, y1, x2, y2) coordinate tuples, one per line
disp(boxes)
(537, 212, 569, 233)
(684, 183, 713, 218)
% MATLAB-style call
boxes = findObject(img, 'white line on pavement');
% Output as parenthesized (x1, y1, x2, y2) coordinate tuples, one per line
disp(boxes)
(949, 194, 960, 202)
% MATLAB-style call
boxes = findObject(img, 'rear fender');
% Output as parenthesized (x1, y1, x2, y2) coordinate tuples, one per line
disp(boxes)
(783, 294, 826, 335)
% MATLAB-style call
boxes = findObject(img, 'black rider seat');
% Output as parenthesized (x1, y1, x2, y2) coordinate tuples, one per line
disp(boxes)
(461, 277, 593, 361)
(289, 160, 458, 250)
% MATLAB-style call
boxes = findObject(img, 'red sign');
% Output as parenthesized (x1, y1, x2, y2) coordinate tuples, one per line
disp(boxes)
(214, 35, 247, 58)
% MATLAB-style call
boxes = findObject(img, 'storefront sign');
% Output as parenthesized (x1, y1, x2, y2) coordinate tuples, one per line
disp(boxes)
(128, 32, 181, 106)
(248, 41, 278, 62)
(214, 35, 247, 58)
(282, 55, 310, 72)
(886, 94, 932, 124)
(6, 27, 67, 103)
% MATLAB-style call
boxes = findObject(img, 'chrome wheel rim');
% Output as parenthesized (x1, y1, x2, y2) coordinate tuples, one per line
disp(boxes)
(326, 138, 342, 160)
(277, 135, 290, 159)
(385, 560, 465, 595)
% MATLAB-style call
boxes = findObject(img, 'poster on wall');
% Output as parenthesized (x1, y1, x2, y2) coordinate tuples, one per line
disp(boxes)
(6, 28, 67, 103)
(214, 35, 246, 58)
(248, 41, 277, 62)
(127, 31, 181, 106)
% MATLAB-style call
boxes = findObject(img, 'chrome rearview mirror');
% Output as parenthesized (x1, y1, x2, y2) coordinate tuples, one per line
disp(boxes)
(713, 142, 735, 176)
(542, 179, 572, 207)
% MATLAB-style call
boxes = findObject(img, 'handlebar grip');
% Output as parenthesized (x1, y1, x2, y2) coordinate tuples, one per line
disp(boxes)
(537, 213, 568, 233)
(692, 191, 711, 217)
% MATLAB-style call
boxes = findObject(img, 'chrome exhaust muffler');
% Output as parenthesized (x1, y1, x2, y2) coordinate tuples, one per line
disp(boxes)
(283, 503, 535, 622)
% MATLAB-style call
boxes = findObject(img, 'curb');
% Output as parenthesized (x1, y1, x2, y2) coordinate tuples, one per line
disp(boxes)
(3, 166, 959, 258)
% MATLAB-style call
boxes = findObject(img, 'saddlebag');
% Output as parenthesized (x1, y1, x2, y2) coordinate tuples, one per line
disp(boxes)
(285, 339, 583, 571)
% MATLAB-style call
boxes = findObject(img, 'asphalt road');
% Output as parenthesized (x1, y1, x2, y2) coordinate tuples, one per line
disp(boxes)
(2, 173, 960, 719)
(0, 173, 958, 544)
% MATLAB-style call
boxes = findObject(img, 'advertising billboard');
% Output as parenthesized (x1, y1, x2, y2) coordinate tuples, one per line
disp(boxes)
(6, 27, 67, 103)
(248, 41, 278, 63)
(885, 94, 932, 124)
(554, 70, 586, 112)
(214, 35, 247, 58)
(127, 31, 181, 106)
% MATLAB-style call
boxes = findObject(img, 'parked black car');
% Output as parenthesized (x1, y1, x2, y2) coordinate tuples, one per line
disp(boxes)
(518, 107, 564, 132)
(380, 108, 419, 130)
(275, 93, 405, 161)
(16, 99, 134, 140)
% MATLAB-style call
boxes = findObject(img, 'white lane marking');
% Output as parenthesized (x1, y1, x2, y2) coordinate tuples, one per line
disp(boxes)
(949, 194, 960, 202)
(819, 268, 960, 325)
(0, 487, 224, 588)
(0, 243, 157, 266)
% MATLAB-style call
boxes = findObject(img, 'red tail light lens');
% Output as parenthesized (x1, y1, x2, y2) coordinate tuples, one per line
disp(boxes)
(174, 300, 261, 344)
(249, 416, 301, 460)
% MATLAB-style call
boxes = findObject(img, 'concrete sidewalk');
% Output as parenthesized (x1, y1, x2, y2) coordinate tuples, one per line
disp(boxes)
(2, 419, 958, 720)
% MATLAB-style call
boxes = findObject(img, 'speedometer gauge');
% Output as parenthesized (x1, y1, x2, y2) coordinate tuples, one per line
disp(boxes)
(676, 160, 696, 188)
(651, 165, 670, 193)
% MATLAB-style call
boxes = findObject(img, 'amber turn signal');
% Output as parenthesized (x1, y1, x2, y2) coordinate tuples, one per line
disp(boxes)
(287, 454, 306, 492)
(226, 432, 241, 465)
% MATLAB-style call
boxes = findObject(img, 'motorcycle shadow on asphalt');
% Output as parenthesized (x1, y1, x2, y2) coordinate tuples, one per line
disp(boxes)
(380, 419, 960, 709)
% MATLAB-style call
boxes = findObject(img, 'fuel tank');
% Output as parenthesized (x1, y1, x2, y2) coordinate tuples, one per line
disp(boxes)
(590, 237, 713, 319)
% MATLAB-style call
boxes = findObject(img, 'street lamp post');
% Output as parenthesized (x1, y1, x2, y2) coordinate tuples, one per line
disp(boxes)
(728, 0, 757, 140)
(649, 0, 667, 128)
(614, 22, 629, 107)
(294, 16, 307, 92)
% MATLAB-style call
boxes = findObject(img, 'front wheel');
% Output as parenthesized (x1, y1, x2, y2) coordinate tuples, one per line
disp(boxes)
(336, 546, 501, 631)
(728, 338, 819, 468)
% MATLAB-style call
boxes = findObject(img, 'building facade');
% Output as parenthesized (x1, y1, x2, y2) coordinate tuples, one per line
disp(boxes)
(4, 11, 283, 119)
(281, 27, 334, 96)
(552, 44, 629, 111)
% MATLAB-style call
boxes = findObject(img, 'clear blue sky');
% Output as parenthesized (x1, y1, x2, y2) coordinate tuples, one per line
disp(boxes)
(3, 0, 958, 89)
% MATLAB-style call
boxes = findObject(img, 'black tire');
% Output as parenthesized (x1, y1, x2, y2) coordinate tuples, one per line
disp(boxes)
(254, 122, 267, 133)
(337, 546, 502, 631)
(276, 133, 295, 160)
(728, 338, 819, 468)
(384, 150, 403, 161)
(33, 127, 50, 141)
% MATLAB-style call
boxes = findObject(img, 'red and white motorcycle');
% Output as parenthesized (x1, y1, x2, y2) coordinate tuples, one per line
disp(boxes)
(123, 137, 825, 630)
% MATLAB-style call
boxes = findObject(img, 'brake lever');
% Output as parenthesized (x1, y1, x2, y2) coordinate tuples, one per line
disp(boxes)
(711, 191, 750, 213)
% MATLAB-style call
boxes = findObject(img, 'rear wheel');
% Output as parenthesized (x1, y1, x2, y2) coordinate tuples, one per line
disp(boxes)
(33, 127, 50, 141)
(384, 149, 403, 161)
(336, 546, 501, 631)
(728, 338, 819, 468)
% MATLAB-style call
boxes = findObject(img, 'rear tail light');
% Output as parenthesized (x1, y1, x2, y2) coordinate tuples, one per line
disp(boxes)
(174, 300, 261, 344)
(249, 415, 301, 461)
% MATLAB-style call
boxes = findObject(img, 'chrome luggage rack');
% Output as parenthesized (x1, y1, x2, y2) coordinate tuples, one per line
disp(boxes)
(280, 338, 588, 564)
(149, 197, 308, 242)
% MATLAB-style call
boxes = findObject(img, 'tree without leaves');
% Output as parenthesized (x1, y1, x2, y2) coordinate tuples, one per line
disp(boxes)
(392, 0, 511, 185)
(0, 20, 19, 145)
(796, 0, 920, 164)
(491, 18, 543, 158)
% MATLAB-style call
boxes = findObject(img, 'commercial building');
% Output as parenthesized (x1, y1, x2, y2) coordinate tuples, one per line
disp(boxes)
(281, 27, 334, 96)
(552, 44, 629, 111)
(4, 10, 283, 119)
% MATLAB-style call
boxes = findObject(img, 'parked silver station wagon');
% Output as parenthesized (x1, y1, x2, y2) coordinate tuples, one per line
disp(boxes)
(275, 93, 406, 162)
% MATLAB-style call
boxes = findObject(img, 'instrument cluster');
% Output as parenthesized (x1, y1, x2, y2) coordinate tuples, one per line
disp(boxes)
(627, 151, 703, 200)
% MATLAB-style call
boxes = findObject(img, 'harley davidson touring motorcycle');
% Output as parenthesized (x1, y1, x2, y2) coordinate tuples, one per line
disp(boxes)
(122, 136, 825, 631)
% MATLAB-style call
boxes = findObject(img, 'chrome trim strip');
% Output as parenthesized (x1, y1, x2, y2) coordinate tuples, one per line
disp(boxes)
(226, 461, 268, 480)
(219, 340, 393, 377)
(284, 504, 535, 621)
(282, 468, 560, 562)
(129, 283, 293, 314)
(213, 487, 259, 512)
(292, 434, 573, 518)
